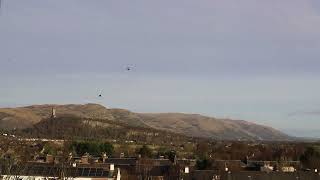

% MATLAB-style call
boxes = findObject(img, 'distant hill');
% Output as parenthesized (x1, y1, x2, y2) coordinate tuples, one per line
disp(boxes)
(283, 129, 320, 138)
(0, 104, 291, 141)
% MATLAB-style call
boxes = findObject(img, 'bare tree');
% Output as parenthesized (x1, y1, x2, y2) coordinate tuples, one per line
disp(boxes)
(0, 156, 24, 180)
(136, 158, 153, 180)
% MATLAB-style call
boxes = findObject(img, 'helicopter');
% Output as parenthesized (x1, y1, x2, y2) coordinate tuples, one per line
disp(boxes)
(126, 65, 134, 71)
(97, 89, 103, 98)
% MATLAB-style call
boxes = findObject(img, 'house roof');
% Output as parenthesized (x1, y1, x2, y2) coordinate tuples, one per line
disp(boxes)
(5, 163, 115, 178)
(104, 158, 137, 166)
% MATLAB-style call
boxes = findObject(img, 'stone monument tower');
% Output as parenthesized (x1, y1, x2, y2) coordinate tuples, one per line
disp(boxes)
(51, 107, 56, 118)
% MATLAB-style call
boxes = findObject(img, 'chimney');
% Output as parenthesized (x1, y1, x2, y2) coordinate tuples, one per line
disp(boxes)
(68, 152, 73, 161)
(110, 164, 115, 171)
(184, 167, 190, 174)
(46, 154, 54, 164)
(81, 153, 89, 164)
(173, 154, 177, 165)
(102, 153, 108, 163)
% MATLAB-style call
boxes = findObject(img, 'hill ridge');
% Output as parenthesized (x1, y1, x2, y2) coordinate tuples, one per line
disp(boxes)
(0, 103, 290, 141)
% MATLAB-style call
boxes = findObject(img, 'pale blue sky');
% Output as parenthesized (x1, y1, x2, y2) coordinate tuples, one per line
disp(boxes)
(1, 0, 320, 137)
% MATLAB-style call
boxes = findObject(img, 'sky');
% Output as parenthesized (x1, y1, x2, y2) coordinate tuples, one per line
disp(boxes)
(1, 0, 320, 137)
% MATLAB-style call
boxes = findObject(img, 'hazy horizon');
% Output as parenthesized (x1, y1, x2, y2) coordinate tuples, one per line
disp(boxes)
(1, 0, 320, 137)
